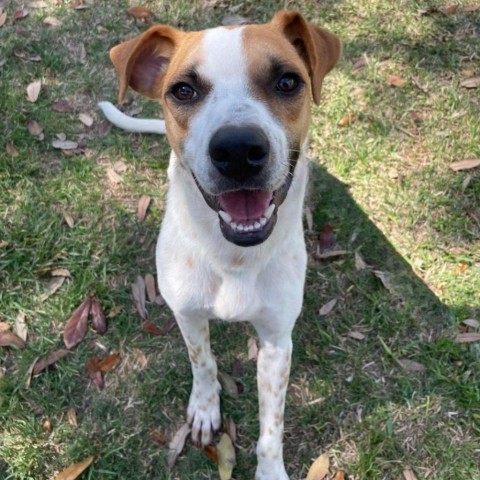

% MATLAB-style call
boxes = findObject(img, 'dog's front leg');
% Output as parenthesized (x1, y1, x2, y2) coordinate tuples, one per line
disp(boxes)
(176, 314, 221, 445)
(254, 329, 292, 480)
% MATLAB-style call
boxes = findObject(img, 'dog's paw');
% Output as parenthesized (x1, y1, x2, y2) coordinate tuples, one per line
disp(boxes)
(187, 382, 221, 445)
(255, 466, 289, 480)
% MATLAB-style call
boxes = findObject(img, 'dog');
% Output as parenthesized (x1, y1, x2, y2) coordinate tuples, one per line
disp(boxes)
(99, 10, 340, 479)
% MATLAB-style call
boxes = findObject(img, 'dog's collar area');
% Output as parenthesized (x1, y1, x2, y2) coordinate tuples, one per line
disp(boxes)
(191, 159, 297, 247)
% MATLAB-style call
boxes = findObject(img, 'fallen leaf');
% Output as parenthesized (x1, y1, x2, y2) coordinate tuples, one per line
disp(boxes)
(449, 158, 480, 171)
(387, 75, 406, 87)
(0, 240, 9, 248)
(247, 336, 258, 360)
(355, 251, 368, 270)
(222, 14, 249, 25)
(141, 321, 164, 336)
(52, 139, 78, 150)
(399, 359, 426, 372)
(54, 456, 94, 480)
(333, 472, 346, 480)
(137, 195, 151, 220)
(63, 211, 74, 228)
(149, 429, 166, 447)
(217, 371, 239, 397)
(373, 270, 396, 294)
(232, 358, 243, 378)
(131, 348, 148, 370)
(318, 224, 335, 251)
(338, 112, 355, 127)
(96, 352, 120, 372)
(403, 468, 418, 480)
(31, 349, 69, 376)
(13, 9, 30, 21)
(108, 305, 123, 318)
(132, 276, 147, 319)
(462, 319, 480, 328)
(440, 5, 457, 15)
(461, 69, 475, 77)
(304, 206, 313, 231)
(319, 299, 337, 316)
(225, 417, 237, 444)
(52, 100, 74, 113)
(27, 119, 43, 136)
(314, 249, 348, 260)
(217, 433, 236, 480)
(51, 268, 71, 277)
(461, 174, 472, 193)
(352, 55, 368, 74)
(14, 312, 28, 341)
(40, 276, 65, 301)
(0, 331, 26, 349)
(0, 322, 10, 332)
(127, 6, 154, 19)
(78, 112, 93, 127)
(461, 77, 480, 88)
(204, 444, 218, 463)
(455, 333, 480, 343)
(167, 423, 191, 469)
(63, 297, 91, 349)
(463, 5, 480, 12)
(91, 298, 107, 334)
(86, 357, 105, 389)
(347, 331, 366, 340)
(6, 144, 19, 157)
(112, 160, 127, 172)
(154, 293, 165, 305)
(43, 419, 53, 432)
(67, 407, 78, 427)
(0, 11, 7, 27)
(26, 80, 42, 102)
(106, 167, 122, 184)
(306, 452, 330, 480)
(44, 16, 62, 26)
(409, 110, 422, 124)
(144, 273, 157, 302)
(162, 317, 176, 334)
(29, 1, 48, 7)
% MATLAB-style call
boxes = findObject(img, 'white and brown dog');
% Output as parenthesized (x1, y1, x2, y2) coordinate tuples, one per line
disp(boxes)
(99, 11, 340, 479)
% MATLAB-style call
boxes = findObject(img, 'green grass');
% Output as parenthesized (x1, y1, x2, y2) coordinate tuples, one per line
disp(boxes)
(1, 1, 479, 479)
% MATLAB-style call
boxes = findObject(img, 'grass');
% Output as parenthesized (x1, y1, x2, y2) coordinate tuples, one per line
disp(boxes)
(0, 0, 479, 479)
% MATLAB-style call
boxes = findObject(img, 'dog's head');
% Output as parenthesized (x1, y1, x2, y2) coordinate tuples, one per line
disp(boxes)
(110, 11, 340, 246)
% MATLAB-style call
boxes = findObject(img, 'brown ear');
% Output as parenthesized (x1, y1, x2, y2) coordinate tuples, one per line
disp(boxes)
(110, 25, 183, 103)
(271, 10, 341, 104)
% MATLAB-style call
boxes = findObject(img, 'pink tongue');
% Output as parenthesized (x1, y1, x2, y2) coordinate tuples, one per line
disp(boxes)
(219, 190, 272, 222)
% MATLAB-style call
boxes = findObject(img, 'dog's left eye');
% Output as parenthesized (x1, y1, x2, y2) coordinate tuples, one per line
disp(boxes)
(171, 83, 198, 101)
(276, 74, 301, 94)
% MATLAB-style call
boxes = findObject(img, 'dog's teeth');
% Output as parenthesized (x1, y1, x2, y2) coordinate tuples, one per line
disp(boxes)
(219, 210, 232, 223)
(260, 217, 267, 226)
(237, 224, 245, 232)
(230, 222, 237, 230)
(264, 204, 275, 220)
(254, 222, 261, 229)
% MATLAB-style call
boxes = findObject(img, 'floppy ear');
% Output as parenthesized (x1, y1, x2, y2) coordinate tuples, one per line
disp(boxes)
(110, 25, 183, 103)
(271, 10, 341, 104)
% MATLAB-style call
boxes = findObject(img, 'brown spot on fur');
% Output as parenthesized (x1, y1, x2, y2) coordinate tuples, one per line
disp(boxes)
(231, 254, 244, 267)
(186, 256, 194, 269)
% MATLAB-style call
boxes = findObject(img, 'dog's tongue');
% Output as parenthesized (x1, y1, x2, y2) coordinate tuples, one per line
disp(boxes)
(219, 190, 272, 221)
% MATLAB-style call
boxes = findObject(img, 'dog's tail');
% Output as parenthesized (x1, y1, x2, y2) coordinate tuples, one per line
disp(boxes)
(97, 101, 166, 135)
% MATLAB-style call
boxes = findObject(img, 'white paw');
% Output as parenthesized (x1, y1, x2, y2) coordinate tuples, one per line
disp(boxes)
(255, 465, 289, 480)
(187, 382, 221, 445)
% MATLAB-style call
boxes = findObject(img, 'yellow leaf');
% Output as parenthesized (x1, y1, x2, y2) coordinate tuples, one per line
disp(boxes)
(306, 452, 329, 480)
(217, 433, 236, 480)
(54, 456, 94, 480)
(26, 80, 42, 102)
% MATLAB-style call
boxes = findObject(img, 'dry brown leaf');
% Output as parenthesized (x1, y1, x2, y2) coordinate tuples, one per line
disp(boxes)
(52, 139, 78, 150)
(62, 211, 74, 228)
(314, 249, 348, 259)
(318, 224, 335, 250)
(91, 298, 107, 334)
(13, 9, 30, 21)
(319, 298, 337, 316)
(112, 160, 127, 172)
(247, 336, 258, 361)
(461, 174, 472, 193)
(403, 468, 418, 480)
(67, 407, 78, 427)
(52, 100, 74, 113)
(149, 429, 166, 447)
(217, 433, 236, 480)
(355, 251, 368, 270)
(0, 240, 9, 248)
(222, 14, 249, 25)
(63, 297, 91, 349)
(338, 112, 355, 127)
(225, 417, 237, 444)
(462, 319, 480, 328)
(463, 5, 480, 12)
(132, 276, 147, 319)
(97, 352, 120, 372)
(461, 77, 480, 88)
(0, 331, 26, 349)
(78, 112, 93, 127)
(44, 16, 62, 26)
(387, 75, 406, 87)
(43, 419, 53, 432)
(373, 270, 396, 294)
(54, 455, 94, 480)
(0, 322, 10, 332)
(455, 333, 480, 343)
(0, 11, 7, 27)
(29, 1, 48, 8)
(440, 5, 457, 15)
(32, 349, 69, 376)
(51, 268, 71, 277)
(352, 55, 368, 73)
(137, 195, 152, 220)
(204, 445, 218, 463)
(449, 158, 480, 171)
(41, 276, 65, 300)
(6, 144, 19, 157)
(141, 321, 164, 336)
(167, 423, 191, 469)
(131, 348, 148, 370)
(144, 273, 157, 302)
(127, 6, 154, 19)
(306, 452, 330, 480)
(217, 371, 239, 397)
(304, 206, 313, 231)
(333, 472, 346, 480)
(162, 317, 177, 334)
(27, 119, 43, 136)
(27, 80, 42, 102)
(347, 331, 366, 340)
(106, 167, 123, 184)
(14, 312, 28, 342)
(86, 357, 105, 389)
(399, 359, 426, 372)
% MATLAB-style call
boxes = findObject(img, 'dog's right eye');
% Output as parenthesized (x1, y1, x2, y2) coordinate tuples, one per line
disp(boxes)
(171, 83, 198, 101)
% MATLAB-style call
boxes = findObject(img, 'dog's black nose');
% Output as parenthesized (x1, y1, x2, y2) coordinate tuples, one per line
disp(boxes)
(209, 126, 270, 181)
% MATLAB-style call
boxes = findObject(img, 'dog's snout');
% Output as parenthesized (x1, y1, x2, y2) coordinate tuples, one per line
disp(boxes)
(209, 126, 270, 181)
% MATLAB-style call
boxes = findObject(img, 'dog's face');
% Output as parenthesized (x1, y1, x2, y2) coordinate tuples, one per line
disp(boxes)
(110, 11, 340, 246)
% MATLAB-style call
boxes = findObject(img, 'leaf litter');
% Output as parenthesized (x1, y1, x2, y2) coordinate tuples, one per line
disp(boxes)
(306, 452, 330, 480)
(63, 297, 91, 349)
(54, 456, 94, 480)
(167, 423, 191, 469)
(217, 433, 236, 480)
